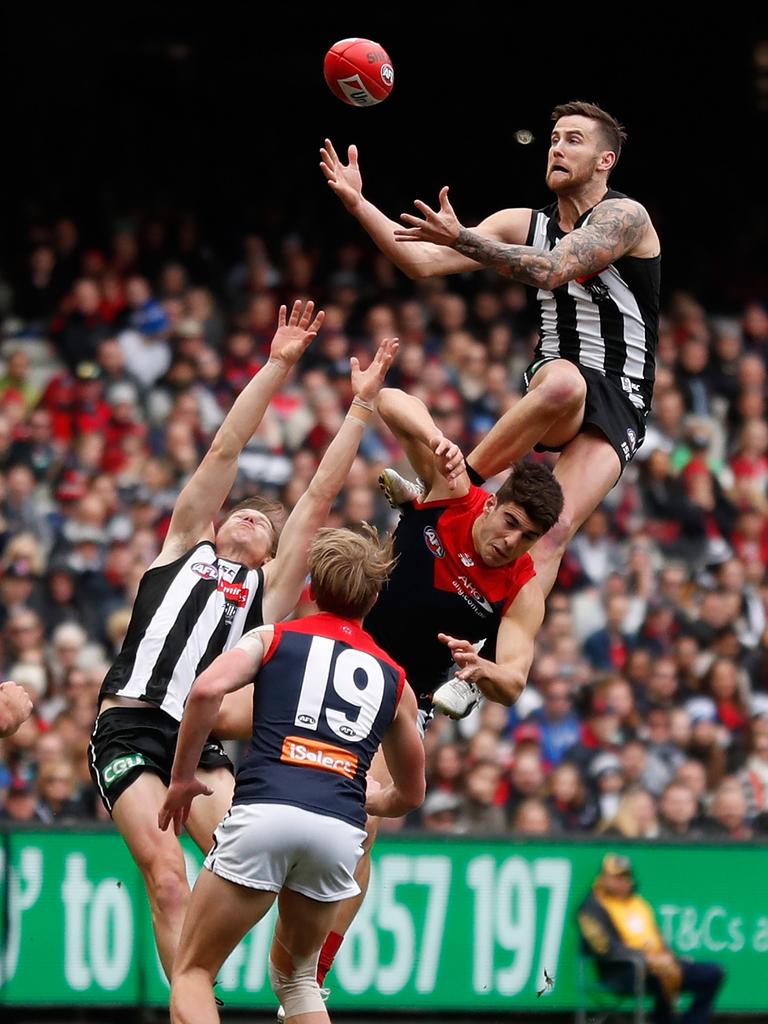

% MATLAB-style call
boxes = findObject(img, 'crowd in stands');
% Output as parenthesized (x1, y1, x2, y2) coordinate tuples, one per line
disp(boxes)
(0, 212, 767, 840)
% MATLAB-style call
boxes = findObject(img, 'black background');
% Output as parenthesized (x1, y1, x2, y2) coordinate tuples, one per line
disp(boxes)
(3, 8, 767, 307)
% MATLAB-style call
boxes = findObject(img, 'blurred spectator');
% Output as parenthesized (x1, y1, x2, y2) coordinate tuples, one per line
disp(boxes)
(640, 656, 681, 712)
(510, 798, 552, 836)
(0, 775, 46, 821)
(12, 245, 63, 324)
(619, 738, 672, 797)
(566, 699, 625, 779)
(544, 762, 598, 832)
(568, 507, 622, 586)
(639, 450, 708, 566)
(7, 407, 59, 483)
(740, 713, 768, 816)
(583, 593, 637, 671)
(0, 349, 41, 411)
(505, 748, 545, 822)
(427, 741, 464, 796)
(420, 790, 463, 834)
(457, 760, 506, 834)
(34, 758, 88, 823)
(600, 787, 660, 839)
(658, 781, 702, 838)
(50, 279, 114, 371)
(589, 753, 626, 825)
(702, 781, 753, 840)
(528, 675, 581, 767)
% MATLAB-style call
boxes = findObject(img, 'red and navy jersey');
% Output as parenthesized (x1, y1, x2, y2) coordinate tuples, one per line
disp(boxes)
(233, 612, 405, 829)
(364, 486, 535, 700)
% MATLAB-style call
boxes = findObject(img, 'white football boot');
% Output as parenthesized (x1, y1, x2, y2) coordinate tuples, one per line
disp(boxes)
(431, 677, 484, 720)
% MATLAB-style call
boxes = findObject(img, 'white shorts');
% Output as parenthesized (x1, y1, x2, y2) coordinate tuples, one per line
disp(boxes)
(204, 803, 367, 902)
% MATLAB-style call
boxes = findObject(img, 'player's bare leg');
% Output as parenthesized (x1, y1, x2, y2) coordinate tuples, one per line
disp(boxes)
(468, 359, 586, 479)
(111, 773, 196, 978)
(112, 767, 235, 979)
(171, 869, 276, 1024)
(273, 888, 340, 1024)
(531, 431, 622, 597)
(317, 748, 392, 982)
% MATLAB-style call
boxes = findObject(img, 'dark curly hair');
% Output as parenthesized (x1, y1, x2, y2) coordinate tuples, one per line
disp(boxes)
(495, 462, 564, 534)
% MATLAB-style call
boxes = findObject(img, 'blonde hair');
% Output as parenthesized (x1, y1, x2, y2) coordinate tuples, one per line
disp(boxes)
(599, 787, 658, 838)
(308, 525, 396, 620)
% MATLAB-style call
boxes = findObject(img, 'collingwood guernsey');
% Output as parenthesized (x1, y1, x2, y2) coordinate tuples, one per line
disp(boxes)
(99, 540, 264, 721)
(527, 189, 660, 413)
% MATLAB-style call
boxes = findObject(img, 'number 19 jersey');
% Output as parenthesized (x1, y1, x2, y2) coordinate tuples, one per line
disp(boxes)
(234, 612, 405, 829)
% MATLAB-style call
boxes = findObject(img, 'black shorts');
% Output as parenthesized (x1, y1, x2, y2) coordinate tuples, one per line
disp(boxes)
(89, 705, 233, 814)
(523, 358, 647, 472)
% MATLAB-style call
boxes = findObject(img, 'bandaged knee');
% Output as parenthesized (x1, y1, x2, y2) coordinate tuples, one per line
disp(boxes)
(269, 938, 324, 1017)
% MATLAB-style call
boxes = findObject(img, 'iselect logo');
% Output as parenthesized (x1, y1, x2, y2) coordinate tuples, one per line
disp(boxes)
(280, 736, 358, 780)
(103, 753, 146, 788)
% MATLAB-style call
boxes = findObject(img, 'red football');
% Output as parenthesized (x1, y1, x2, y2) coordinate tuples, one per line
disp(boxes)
(323, 38, 394, 107)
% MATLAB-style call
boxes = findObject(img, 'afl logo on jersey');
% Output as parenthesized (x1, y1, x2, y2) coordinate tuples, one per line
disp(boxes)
(339, 725, 357, 738)
(423, 526, 445, 558)
(298, 714, 316, 726)
(191, 562, 218, 580)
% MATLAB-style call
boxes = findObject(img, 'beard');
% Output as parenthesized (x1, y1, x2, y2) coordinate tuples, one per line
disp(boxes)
(545, 162, 595, 194)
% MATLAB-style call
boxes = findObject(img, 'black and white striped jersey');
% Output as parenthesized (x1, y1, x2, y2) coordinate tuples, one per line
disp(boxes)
(527, 189, 660, 414)
(99, 541, 264, 721)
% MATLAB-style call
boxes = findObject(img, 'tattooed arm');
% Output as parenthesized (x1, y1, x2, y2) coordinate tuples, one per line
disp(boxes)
(321, 144, 531, 278)
(395, 189, 658, 288)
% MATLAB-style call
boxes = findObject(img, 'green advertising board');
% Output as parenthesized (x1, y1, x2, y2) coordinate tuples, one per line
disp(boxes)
(1, 828, 766, 1012)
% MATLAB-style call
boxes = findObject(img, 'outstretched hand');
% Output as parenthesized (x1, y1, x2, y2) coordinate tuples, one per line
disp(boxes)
(429, 435, 465, 489)
(269, 299, 325, 368)
(395, 186, 463, 247)
(320, 139, 364, 212)
(351, 337, 399, 403)
(158, 776, 213, 837)
(438, 633, 485, 682)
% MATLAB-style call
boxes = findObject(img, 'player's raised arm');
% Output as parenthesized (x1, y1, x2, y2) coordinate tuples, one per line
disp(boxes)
(375, 387, 465, 498)
(320, 139, 530, 279)
(157, 300, 323, 565)
(365, 684, 425, 817)
(396, 189, 658, 288)
(260, 337, 399, 624)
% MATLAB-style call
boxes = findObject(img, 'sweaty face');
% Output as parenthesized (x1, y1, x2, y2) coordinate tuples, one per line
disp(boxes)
(472, 497, 544, 567)
(546, 115, 612, 194)
(215, 508, 275, 568)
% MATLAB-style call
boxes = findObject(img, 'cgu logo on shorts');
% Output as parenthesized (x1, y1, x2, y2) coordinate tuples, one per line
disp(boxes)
(191, 562, 218, 580)
(423, 526, 445, 558)
(103, 753, 146, 788)
(281, 736, 358, 780)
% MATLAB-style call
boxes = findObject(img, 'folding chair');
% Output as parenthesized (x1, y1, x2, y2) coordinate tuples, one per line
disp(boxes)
(575, 947, 650, 1024)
